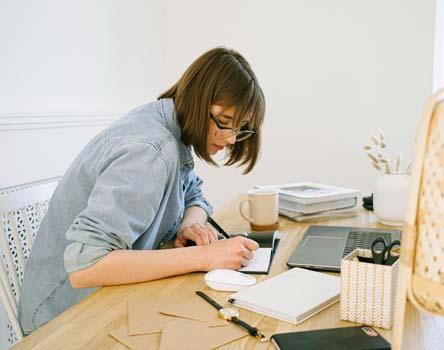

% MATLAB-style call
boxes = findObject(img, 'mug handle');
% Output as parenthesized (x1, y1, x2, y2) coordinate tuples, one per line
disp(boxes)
(239, 199, 253, 223)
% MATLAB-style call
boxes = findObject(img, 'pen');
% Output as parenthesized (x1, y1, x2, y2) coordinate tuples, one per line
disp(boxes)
(207, 216, 231, 239)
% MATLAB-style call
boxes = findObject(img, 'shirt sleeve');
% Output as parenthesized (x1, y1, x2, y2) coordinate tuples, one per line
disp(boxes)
(183, 168, 213, 216)
(64, 142, 170, 273)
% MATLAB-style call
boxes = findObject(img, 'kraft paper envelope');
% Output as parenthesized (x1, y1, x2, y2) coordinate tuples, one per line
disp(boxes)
(128, 297, 177, 335)
(158, 296, 228, 324)
(159, 319, 248, 350)
(109, 323, 160, 350)
(128, 296, 226, 335)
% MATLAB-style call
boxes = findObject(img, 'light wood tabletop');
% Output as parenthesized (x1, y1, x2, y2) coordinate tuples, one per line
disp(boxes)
(12, 195, 444, 349)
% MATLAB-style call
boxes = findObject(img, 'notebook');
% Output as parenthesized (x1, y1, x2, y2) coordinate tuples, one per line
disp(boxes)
(228, 267, 340, 324)
(271, 326, 391, 350)
(236, 231, 280, 274)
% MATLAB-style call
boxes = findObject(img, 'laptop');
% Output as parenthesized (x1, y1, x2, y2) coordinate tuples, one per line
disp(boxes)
(287, 225, 402, 272)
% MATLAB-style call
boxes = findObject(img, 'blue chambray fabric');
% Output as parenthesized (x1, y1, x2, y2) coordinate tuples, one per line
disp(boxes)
(17, 98, 213, 334)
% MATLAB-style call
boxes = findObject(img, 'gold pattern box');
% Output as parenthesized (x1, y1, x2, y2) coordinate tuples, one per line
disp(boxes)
(340, 248, 399, 329)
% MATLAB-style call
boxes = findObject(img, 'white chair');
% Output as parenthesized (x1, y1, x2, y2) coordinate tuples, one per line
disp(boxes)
(0, 177, 59, 348)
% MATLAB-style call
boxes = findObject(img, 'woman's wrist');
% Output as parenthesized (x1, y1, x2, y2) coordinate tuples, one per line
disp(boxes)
(181, 206, 208, 227)
(188, 245, 209, 271)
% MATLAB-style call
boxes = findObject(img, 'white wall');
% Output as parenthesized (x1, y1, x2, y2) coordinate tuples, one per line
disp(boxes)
(0, 0, 436, 209)
(165, 0, 435, 207)
(435, 0, 444, 91)
(0, 0, 165, 187)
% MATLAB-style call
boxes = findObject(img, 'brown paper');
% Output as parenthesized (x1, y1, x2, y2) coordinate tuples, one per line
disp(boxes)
(159, 319, 248, 350)
(158, 296, 227, 325)
(128, 297, 178, 335)
(128, 296, 226, 335)
(109, 323, 160, 350)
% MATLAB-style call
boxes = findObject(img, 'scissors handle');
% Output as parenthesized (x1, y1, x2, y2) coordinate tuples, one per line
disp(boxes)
(384, 240, 401, 265)
(371, 238, 387, 265)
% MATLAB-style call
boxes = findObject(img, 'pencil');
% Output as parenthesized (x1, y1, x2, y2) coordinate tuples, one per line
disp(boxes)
(207, 216, 231, 239)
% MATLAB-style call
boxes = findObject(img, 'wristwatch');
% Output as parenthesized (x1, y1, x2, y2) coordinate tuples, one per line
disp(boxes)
(196, 291, 268, 342)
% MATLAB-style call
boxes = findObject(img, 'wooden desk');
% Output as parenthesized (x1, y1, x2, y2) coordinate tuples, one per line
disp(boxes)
(13, 196, 444, 349)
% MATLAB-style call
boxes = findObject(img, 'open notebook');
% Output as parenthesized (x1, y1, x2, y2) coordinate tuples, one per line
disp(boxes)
(236, 231, 280, 274)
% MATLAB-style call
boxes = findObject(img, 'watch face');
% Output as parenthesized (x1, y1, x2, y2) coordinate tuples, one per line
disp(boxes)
(219, 308, 240, 320)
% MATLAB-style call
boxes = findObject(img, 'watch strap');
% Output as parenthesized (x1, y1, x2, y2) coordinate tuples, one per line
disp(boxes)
(232, 317, 257, 335)
(196, 291, 223, 310)
(232, 317, 268, 342)
(195, 291, 268, 342)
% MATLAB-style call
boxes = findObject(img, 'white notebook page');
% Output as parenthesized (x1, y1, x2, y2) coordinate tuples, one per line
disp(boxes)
(238, 248, 272, 273)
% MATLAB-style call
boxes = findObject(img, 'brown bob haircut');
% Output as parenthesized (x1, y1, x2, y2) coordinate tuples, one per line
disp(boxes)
(158, 47, 265, 174)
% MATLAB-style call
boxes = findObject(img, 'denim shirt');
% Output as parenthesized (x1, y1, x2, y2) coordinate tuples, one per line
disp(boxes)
(18, 98, 213, 334)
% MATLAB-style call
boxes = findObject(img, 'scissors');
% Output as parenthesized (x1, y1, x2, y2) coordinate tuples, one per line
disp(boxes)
(371, 238, 401, 265)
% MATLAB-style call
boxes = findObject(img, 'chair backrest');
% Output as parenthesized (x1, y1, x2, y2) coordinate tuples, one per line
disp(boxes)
(402, 87, 444, 314)
(0, 177, 59, 345)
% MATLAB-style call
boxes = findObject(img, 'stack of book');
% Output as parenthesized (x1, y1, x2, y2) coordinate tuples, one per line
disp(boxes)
(256, 182, 361, 222)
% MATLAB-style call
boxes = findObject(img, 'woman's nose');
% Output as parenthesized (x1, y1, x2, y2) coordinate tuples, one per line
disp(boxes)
(226, 134, 236, 145)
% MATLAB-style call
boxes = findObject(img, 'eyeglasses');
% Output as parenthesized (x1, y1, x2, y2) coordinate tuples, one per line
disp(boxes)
(210, 113, 255, 142)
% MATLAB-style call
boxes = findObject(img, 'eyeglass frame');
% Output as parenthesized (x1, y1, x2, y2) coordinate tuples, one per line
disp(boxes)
(209, 113, 255, 142)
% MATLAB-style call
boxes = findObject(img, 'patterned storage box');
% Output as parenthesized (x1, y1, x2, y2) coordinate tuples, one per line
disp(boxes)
(340, 248, 399, 329)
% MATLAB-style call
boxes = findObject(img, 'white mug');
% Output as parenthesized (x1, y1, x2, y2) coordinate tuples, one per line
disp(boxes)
(239, 188, 279, 226)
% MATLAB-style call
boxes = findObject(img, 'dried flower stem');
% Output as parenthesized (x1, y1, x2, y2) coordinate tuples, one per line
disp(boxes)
(364, 129, 410, 175)
(396, 154, 402, 173)
(405, 160, 412, 174)
(366, 152, 379, 164)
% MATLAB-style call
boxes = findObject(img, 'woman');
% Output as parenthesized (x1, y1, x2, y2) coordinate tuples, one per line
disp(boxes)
(18, 47, 265, 333)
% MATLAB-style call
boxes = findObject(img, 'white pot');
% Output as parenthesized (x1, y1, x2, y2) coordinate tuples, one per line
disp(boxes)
(373, 173, 410, 226)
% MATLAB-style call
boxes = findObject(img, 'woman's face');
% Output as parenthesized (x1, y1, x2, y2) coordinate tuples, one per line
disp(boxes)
(207, 104, 237, 155)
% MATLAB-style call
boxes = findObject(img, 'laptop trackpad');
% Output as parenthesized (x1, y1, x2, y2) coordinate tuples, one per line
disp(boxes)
(293, 236, 345, 267)
(303, 236, 343, 250)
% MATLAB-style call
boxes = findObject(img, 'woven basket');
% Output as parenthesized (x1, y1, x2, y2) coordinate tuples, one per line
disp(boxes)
(340, 249, 399, 329)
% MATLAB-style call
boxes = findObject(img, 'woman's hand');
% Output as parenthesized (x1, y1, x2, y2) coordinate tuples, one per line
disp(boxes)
(174, 222, 218, 247)
(199, 236, 259, 271)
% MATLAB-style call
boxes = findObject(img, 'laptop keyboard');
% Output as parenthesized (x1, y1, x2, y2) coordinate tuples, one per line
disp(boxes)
(343, 231, 393, 257)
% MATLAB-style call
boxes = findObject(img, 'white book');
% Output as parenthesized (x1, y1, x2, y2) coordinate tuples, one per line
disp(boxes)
(256, 182, 361, 205)
(279, 207, 358, 222)
(228, 267, 340, 324)
(279, 196, 357, 214)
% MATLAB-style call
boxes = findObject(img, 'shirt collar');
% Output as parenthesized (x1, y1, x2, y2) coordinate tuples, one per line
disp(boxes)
(159, 98, 194, 168)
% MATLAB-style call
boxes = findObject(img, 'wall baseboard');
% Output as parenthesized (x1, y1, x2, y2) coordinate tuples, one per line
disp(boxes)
(0, 113, 121, 132)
